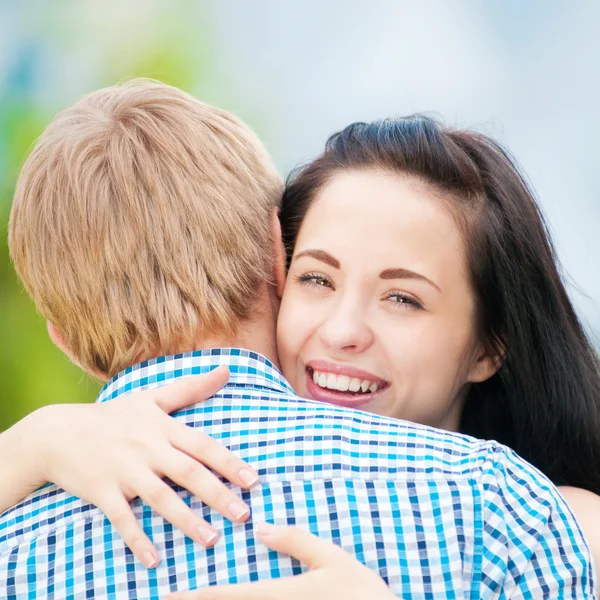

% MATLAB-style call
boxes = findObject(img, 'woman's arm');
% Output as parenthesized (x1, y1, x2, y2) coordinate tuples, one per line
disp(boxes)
(0, 368, 259, 568)
(560, 486, 600, 594)
(0, 409, 49, 514)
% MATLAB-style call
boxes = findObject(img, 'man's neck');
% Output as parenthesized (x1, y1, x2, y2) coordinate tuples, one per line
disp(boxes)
(91, 288, 281, 382)
(96, 322, 279, 383)
(190, 290, 280, 368)
(192, 320, 279, 369)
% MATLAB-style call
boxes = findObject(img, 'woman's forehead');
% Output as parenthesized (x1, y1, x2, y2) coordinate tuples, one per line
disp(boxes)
(297, 170, 467, 272)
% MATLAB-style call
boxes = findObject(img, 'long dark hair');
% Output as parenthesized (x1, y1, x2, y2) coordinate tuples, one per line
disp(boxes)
(280, 115, 600, 494)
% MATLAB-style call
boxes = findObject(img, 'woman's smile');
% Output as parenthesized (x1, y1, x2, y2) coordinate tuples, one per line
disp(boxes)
(277, 169, 488, 431)
(304, 360, 391, 409)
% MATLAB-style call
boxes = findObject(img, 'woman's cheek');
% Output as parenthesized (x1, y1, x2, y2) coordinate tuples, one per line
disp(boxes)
(283, 291, 322, 338)
(382, 321, 441, 391)
(278, 297, 314, 368)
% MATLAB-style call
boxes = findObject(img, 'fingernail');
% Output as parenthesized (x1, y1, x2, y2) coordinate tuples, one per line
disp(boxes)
(257, 522, 281, 537)
(238, 468, 259, 487)
(142, 550, 159, 569)
(196, 524, 219, 546)
(228, 500, 250, 521)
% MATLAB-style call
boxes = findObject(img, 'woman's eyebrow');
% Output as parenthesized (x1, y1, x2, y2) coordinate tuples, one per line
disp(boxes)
(379, 268, 442, 292)
(294, 249, 340, 269)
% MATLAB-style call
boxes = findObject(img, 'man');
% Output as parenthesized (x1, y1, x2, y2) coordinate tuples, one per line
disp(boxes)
(2, 79, 595, 598)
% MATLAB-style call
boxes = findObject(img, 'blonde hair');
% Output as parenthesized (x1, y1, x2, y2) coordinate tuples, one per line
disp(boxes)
(9, 79, 283, 377)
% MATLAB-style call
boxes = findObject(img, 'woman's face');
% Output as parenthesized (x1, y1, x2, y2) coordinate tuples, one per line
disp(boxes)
(277, 169, 495, 430)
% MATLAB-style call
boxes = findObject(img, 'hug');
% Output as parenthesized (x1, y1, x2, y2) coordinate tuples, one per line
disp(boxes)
(1, 79, 599, 598)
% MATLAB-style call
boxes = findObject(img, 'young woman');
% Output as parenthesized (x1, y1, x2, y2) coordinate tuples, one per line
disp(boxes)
(3, 116, 600, 598)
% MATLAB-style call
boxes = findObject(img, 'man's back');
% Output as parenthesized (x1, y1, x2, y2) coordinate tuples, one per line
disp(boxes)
(0, 349, 595, 599)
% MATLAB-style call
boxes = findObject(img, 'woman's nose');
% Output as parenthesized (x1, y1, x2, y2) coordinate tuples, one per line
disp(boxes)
(318, 309, 374, 354)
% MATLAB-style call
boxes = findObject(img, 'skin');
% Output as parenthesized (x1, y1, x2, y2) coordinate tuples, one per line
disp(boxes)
(0, 369, 261, 569)
(3, 172, 597, 596)
(276, 168, 599, 587)
(164, 168, 600, 597)
(277, 169, 498, 429)
(559, 488, 600, 582)
(165, 523, 395, 600)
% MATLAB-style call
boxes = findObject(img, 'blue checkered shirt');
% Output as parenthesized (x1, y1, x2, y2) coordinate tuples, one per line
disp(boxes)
(0, 349, 595, 598)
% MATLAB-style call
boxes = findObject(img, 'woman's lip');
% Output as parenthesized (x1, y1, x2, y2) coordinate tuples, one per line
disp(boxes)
(307, 359, 388, 384)
(305, 370, 385, 409)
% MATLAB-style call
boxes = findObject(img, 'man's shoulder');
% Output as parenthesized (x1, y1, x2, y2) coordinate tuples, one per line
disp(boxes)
(0, 385, 552, 560)
(182, 387, 536, 484)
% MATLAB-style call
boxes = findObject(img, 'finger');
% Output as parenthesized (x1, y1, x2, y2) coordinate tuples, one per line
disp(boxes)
(152, 367, 230, 413)
(138, 476, 220, 547)
(164, 574, 310, 600)
(256, 523, 350, 569)
(170, 421, 259, 489)
(160, 449, 251, 523)
(99, 490, 160, 569)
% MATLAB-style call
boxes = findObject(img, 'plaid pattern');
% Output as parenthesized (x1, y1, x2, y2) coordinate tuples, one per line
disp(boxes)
(0, 348, 595, 599)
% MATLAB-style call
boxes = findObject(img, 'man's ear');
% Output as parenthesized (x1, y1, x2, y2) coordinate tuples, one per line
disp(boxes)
(467, 342, 504, 384)
(270, 207, 287, 298)
(47, 321, 75, 360)
(47, 321, 108, 381)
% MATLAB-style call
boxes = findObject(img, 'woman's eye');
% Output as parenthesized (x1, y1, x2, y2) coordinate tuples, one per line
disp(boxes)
(294, 272, 333, 290)
(385, 292, 423, 310)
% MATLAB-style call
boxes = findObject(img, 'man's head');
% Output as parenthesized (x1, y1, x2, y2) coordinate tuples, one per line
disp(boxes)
(9, 79, 284, 378)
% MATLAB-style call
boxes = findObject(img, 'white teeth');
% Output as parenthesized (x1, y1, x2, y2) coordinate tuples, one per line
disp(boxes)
(336, 375, 350, 392)
(311, 370, 383, 394)
(326, 373, 338, 390)
(349, 378, 361, 392)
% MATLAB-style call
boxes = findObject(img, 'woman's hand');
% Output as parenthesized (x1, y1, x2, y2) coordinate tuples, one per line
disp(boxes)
(3, 367, 259, 568)
(165, 523, 396, 600)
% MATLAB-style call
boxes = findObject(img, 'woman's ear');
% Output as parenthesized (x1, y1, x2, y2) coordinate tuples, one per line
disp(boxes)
(467, 342, 505, 384)
(270, 207, 287, 299)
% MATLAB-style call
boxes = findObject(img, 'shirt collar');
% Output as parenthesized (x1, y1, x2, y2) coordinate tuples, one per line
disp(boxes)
(97, 347, 295, 403)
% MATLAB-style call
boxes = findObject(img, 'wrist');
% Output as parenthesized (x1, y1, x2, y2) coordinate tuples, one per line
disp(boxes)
(0, 407, 57, 515)
(12, 406, 54, 485)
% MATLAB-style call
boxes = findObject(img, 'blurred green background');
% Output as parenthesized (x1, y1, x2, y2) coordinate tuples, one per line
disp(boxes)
(2, 0, 599, 430)
(0, 0, 253, 427)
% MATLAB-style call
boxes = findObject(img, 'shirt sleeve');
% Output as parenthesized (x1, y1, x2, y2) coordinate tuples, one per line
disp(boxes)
(480, 446, 596, 599)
